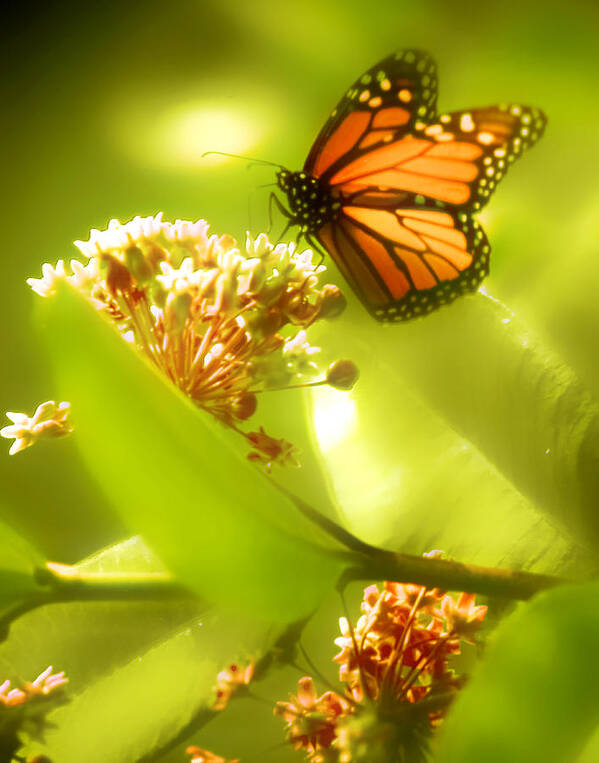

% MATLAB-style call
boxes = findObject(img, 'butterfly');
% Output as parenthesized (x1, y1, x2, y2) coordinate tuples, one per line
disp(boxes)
(274, 49, 547, 322)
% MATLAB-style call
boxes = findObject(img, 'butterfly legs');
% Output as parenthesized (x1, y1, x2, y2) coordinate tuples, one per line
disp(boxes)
(267, 193, 326, 267)
(268, 192, 297, 244)
(305, 233, 327, 268)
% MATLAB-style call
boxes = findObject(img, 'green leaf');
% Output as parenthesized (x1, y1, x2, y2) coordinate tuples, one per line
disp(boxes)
(578, 724, 599, 763)
(306, 293, 598, 573)
(524, 194, 599, 398)
(23, 611, 274, 763)
(434, 581, 599, 763)
(0, 512, 45, 618)
(37, 283, 343, 621)
(0, 536, 202, 694)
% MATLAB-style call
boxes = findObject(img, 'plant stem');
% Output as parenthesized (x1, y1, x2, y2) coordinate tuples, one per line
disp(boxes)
(339, 548, 567, 600)
(0, 562, 197, 642)
(276, 481, 569, 601)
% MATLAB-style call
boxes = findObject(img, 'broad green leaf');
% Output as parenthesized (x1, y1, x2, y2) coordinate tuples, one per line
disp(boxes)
(0, 512, 45, 617)
(38, 284, 343, 621)
(306, 291, 599, 572)
(524, 193, 599, 398)
(434, 581, 599, 763)
(578, 724, 599, 763)
(75, 533, 171, 574)
(0, 536, 202, 694)
(23, 610, 276, 763)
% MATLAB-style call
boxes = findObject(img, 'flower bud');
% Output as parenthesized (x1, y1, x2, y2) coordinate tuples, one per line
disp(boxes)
(319, 284, 347, 319)
(256, 276, 285, 306)
(248, 309, 284, 338)
(326, 359, 359, 391)
(125, 246, 153, 284)
(230, 391, 258, 421)
(150, 281, 167, 308)
(237, 258, 265, 295)
(102, 254, 133, 296)
(219, 233, 237, 252)
(213, 272, 237, 313)
(145, 243, 168, 269)
(167, 292, 192, 333)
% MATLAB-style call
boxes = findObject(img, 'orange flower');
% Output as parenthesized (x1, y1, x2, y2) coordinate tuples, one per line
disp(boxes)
(186, 745, 239, 763)
(246, 427, 300, 471)
(213, 661, 254, 711)
(0, 666, 67, 707)
(274, 677, 352, 756)
(334, 579, 486, 714)
(441, 592, 488, 644)
(276, 557, 489, 761)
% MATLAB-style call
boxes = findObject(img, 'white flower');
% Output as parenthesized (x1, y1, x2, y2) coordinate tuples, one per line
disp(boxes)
(156, 258, 196, 292)
(245, 232, 271, 258)
(26, 260, 67, 297)
(22, 213, 352, 468)
(283, 330, 322, 377)
(165, 218, 210, 243)
(74, 213, 166, 257)
(69, 258, 99, 290)
(1, 401, 72, 455)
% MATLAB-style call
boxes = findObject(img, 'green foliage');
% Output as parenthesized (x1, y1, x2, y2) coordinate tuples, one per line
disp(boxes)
(23, 611, 275, 763)
(0, 536, 202, 694)
(307, 294, 598, 575)
(0, 514, 45, 622)
(435, 582, 599, 763)
(38, 283, 343, 622)
(2, 2, 599, 759)
(2, 538, 284, 763)
(25, 233, 599, 763)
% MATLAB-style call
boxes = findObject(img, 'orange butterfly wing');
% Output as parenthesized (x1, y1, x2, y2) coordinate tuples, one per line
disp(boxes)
(317, 205, 490, 321)
(289, 49, 546, 321)
(305, 49, 438, 182)
(318, 104, 546, 212)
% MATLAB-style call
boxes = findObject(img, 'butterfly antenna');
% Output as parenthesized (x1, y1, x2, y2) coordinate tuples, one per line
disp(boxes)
(202, 151, 285, 170)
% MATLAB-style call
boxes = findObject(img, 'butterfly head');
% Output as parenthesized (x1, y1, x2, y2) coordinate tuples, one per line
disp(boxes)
(276, 169, 341, 234)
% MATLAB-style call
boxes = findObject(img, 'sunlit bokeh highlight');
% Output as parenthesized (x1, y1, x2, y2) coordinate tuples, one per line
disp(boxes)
(311, 387, 402, 544)
(157, 104, 261, 166)
(311, 387, 356, 452)
(111, 90, 273, 171)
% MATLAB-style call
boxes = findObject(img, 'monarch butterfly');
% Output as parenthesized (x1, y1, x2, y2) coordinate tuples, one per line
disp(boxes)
(274, 49, 547, 322)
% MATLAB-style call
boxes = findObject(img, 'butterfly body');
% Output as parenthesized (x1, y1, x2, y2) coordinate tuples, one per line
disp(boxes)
(276, 49, 546, 322)
(276, 170, 342, 233)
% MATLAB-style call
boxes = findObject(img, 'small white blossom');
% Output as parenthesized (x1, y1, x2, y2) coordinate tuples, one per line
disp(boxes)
(74, 214, 166, 256)
(245, 232, 270, 258)
(69, 258, 99, 290)
(156, 258, 196, 292)
(283, 330, 322, 377)
(165, 218, 210, 243)
(26, 260, 68, 297)
(1, 401, 72, 455)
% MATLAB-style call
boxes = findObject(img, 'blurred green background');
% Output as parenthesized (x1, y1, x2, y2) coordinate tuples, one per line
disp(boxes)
(2, 0, 599, 562)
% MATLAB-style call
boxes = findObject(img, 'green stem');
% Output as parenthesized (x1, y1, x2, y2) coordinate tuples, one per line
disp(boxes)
(338, 548, 567, 600)
(275, 481, 569, 601)
(0, 562, 197, 642)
